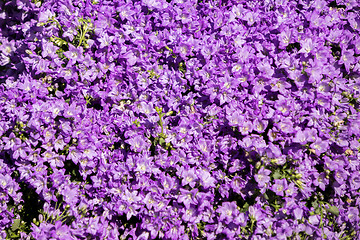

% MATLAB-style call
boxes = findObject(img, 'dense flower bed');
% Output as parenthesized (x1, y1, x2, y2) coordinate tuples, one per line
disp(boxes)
(1, 0, 360, 239)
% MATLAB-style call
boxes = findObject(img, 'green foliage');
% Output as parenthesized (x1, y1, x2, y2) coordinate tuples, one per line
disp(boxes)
(153, 107, 175, 151)
(179, 61, 187, 74)
(326, 205, 339, 216)
(74, 18, 94, 48)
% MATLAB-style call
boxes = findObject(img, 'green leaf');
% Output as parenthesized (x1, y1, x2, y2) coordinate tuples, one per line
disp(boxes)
(166, 111, 174, 116)
(165, 45, 173, 52)
(263, 192, 269, 200)
(159, 137, 165, 145)
(326, 206, 339, 216)
(11, 219, 21, 231)
(272, 170, 282, 179)
(311, 200, 318, 209)
(241, 202, 250, 212)
(179, 62, 186, 74)
(133, 119, 140, 127)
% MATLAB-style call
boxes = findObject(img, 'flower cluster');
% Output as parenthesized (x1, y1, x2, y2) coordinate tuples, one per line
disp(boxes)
(1, 0, 360, 239)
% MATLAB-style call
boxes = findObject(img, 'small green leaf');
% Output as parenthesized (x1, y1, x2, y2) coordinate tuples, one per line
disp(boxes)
(263, 192, 269, 200)
(11, 219, 21, 231)
(133, 119, 140, 127)
(326, 206, 339, 216)
(241, 202, 250, 212)
(166, 111, 174, 116)
(312, 200, 318, 209)
(165, 45, 173, 52)
(272, 170, 282, 179)
(155, 106, 162, 113)
(159, 137, 165, 145)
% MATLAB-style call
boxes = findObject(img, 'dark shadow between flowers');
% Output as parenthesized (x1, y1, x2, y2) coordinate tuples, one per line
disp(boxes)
(64, 160, 82, 183)
(16, 182, 45, 235)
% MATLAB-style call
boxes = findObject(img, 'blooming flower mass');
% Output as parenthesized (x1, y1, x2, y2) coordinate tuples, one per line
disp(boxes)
(0, 0, 360, 239)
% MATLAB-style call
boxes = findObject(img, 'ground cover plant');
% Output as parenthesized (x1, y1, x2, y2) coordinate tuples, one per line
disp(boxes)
(0, 0, 360, 239)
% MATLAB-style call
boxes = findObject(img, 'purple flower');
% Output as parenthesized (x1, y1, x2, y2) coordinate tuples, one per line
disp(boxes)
(38, 9, 55, 22)
(230, 176, 245, 195)
(276, 117, 295, 134)
(0, 40, 15, 56)
(13, 143, 29, 159)
(167, 223, 185, 240)
(347, 207, 359, 223)
(142, 0, 169, 10)
(198, 169, 216, 189)
(32, 176, 47, 195)
(299, 38, 314, 55)
(181, 167, 198, 188)
(82, 146, 97, 160)
(126, 135, 149, 152)
(227, 111, 244, 127)
(308, 215, 319, 226)
(248, 204, 264, 221)
(98, 34, 115, 49)
(181, 205, 199, 223)
(350, 173, 360, 191)
(49, 155, 65, 168)
(61, 66, 78, 80)
(0, 174, 12, 190)
(257, 59, 274, 77)
(272, 179, 288, 197)
(35, 59, 50, 75)
(41, 40, 58, 59)
(244, 11, 258, 26)
(63, 44, 83, 65)
(293, 208, 303, 220)
(178, 189, 198, 208)
(3, 133, 21, 151)
(197, 138, 210, 155)
(313, 172, 328, 191)
(293, 128, 317, 144)
(254, 119, 268, 133)
(266, 143, 282, 158)
(339, 49, 355, 71)
(217, 201, 238, 224)
(239, 120, 253, 135)
(255, 167, 271, 188)
(139, 101, 155, 115)
(201, 43, 219, 60)
(285, 182, 297, 197)
(278, 28, 292, 48)
(310, 139, 329, 155)
(159, 174, 177, 193)
(274, 220, 293, 239)
(68, 147, 81, 164)
(51, 221, 72, 239)
(135, 155, 153, 174)
(333, 181, 347, 196)
(54, 137, 67, 152)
